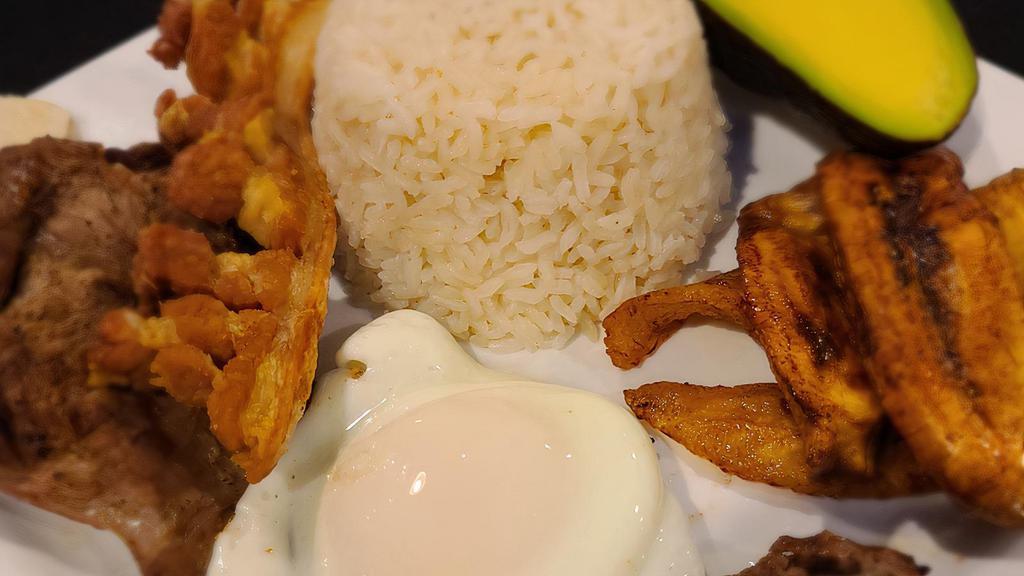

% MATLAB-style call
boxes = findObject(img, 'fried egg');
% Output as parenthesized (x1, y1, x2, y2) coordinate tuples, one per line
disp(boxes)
(207, 310, 703, 575)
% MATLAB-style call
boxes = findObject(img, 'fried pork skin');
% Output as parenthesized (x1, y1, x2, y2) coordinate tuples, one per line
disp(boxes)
(90, 0, 336, 482)
(821, 150, 1024, 526)
(626, 383, 931, 498)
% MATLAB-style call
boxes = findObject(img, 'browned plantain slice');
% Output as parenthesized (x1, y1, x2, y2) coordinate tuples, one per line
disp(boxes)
(603, 269, 748, 369)
(974, 169, 1024, 292)
(738, 181, 882, 476)
(821, 149, 1024, 526)
(626, 382, 933, 498)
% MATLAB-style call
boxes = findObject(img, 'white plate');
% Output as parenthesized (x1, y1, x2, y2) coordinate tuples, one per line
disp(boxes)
(7, 27, 1024, 576)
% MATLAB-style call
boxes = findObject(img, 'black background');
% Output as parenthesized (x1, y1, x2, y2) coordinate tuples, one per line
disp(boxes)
(1, 0, 1022, 94)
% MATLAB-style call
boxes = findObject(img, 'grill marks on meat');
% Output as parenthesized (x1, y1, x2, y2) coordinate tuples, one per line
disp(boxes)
(0, 138, 244, 575)
(732, 531, 927, 576)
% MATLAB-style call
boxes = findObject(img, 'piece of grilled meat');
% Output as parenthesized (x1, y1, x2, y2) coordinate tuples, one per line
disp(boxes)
(0, 138, 244, 575)
(732, 532, 927, 576)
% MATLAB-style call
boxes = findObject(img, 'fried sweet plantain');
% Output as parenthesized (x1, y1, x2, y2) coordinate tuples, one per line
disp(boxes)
(738, 182, 882, 476)
(91, 0, 335, 482)
(606, 185, 884, 478)
(626, 382, 931, 497)
(610, 147, 1024, 521)
(603, 269, 748, 369)
(974, 168, 1024, 291)
(820, 150, 1024, 526)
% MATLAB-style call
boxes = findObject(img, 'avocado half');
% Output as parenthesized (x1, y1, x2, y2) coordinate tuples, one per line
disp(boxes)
(698, 0, 978, 155)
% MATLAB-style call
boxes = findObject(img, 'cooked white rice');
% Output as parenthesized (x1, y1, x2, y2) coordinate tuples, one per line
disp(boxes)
(312, 0, 730, 349)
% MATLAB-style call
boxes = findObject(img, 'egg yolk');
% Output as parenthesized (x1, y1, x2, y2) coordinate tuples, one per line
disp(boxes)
(315, 384, 662, 576)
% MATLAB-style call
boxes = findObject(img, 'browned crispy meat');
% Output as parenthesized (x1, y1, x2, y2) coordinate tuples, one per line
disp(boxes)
(151, 0, 270, 94)
(0, 138, 244, 576)
(121, 0, 336, 482)
(134, 223, 218, 300)
(732, 532, 927, 576)
(167, 133, 253, 224)
(155, 90, 218, 150)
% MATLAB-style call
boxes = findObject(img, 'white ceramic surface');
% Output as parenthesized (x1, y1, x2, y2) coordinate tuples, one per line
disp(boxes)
(6, 27, 1024, 576)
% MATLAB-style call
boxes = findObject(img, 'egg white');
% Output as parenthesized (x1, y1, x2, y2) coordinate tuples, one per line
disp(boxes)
(207, 310, 703, 576)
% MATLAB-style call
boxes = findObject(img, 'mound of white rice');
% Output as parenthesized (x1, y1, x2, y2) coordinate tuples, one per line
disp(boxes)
(312, 0, 730, 349)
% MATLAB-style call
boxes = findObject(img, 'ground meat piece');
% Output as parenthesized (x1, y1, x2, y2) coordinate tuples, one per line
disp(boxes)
(732, 532, 928, 576)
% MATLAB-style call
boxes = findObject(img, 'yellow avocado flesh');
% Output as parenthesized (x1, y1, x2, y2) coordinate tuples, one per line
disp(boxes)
(703, 0, 977, 142)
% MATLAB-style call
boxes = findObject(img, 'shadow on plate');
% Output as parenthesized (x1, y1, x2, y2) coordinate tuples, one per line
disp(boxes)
(656, 428, 1021, 562)
(0, 494, 136, 575)
(816, 494, 1021, 559)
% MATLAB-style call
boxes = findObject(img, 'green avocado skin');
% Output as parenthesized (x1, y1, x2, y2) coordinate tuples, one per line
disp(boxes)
(696, 2, 978, 157)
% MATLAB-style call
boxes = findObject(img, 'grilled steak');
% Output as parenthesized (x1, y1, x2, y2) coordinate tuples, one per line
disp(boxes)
(0, 138, 244, 575)
(733, 531, 927, 576)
